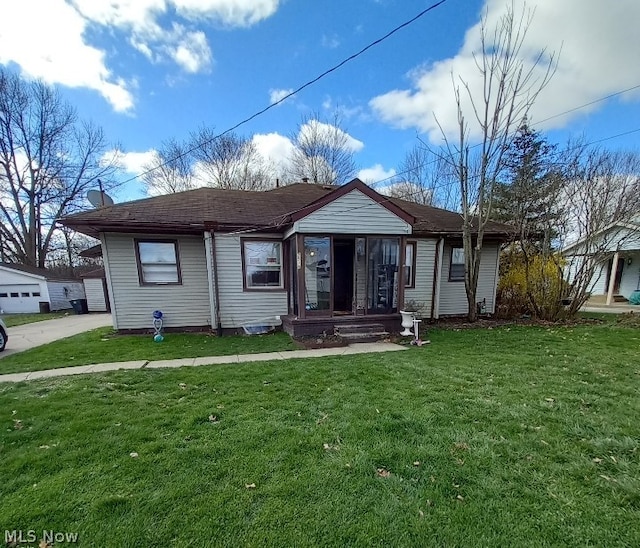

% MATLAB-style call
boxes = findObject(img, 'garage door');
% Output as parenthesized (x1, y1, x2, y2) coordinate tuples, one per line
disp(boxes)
(0, 284, 43, 313)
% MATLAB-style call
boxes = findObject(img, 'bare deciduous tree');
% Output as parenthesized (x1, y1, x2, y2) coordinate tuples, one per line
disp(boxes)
(47, 225, 101, 271)
(141, 138, 195, 195)
(288, 112, 358, 185)
(141, 128, 274, 195)
(387, 144, 457, 208)
(191, 128, 273, 191)
(0, 68, 119, 267)
(437, 4, 557, 320)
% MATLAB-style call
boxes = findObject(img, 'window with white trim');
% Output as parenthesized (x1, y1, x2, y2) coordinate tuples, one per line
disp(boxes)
(243, 240, 283, 289)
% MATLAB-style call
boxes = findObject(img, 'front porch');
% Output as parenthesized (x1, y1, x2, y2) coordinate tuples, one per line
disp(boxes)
(598, 250, 640, 305)
(283, 234, 410, 338)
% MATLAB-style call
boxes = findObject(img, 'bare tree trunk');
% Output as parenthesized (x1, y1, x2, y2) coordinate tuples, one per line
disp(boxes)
(436, 4, 556, 320)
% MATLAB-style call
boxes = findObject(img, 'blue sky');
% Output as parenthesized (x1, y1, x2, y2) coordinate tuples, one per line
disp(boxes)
(1, 0, 639, 202)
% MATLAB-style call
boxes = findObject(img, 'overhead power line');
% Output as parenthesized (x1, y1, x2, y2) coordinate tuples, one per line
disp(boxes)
(119, 0, 450, 187)
(370, 83, 640, 189)
(225, 124, 640, 235)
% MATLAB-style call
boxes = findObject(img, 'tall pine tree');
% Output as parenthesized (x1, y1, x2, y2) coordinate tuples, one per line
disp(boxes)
(493, 120, 562, 253)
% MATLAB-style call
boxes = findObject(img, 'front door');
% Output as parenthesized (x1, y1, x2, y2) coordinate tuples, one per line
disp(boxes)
(303, 236, 331, 315)
(333, 239, 355, 314)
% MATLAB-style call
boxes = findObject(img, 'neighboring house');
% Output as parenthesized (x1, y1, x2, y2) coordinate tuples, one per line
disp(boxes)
(0, 263, 86, 313)
(563, 220, 640, 305)
(60, 179, 511, 335)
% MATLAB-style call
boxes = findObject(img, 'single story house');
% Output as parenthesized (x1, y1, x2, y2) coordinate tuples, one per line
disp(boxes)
(60, 179, 511, 335)
(563, 219, 640, 305)
(0, 263, 86, 314)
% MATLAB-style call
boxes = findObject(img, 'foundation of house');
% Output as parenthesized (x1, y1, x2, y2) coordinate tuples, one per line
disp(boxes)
(282, 313, 401, 338)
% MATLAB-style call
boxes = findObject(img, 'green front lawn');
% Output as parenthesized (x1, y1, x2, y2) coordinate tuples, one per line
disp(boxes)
(0, 328, 298, 374)
(1, 324, 639, 546)
(1, 311, 70, 327)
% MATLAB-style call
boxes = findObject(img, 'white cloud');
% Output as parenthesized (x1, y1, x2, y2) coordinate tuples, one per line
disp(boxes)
(71, 0, 280, 29)
(252, 124, 364, 181)
(358, 164, 396, 185)
(0, 0, 134, 112)
(252, 132, 296, 176)
(168, 29, 212, 73)
(370, 0, 640, 142)
(321, 34, 340, 49)
(269, 88, 295, 105)
(0, 0, 281, 112)
(300, 120, 364, 153)
(174, 0, 280, 27)
(70, 0, 166, 32)
(107, 149, 157, 175)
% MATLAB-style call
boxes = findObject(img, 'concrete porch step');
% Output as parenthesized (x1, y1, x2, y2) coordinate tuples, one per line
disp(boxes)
(588, 294, 628, 304)
(334, 323, 389, 343)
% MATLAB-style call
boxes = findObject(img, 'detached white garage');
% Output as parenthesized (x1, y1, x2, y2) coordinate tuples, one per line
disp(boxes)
(0, 263, 85, 314)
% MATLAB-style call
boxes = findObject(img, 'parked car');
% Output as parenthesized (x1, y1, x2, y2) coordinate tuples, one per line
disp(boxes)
(0, 317, 7, 352)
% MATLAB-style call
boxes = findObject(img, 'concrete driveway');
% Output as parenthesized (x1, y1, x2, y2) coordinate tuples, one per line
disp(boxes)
(0, 313, 112, 358)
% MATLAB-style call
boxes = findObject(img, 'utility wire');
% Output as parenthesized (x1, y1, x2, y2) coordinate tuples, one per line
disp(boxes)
(119, 0, 450, 187)
(370, 83, 640, 188)
(226, 124, 640, 235)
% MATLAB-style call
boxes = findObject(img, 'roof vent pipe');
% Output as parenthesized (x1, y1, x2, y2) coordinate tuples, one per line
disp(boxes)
(301, 177, 309, 183)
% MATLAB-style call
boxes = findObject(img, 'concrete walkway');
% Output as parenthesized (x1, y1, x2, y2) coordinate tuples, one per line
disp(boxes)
(581, 304, 639, 314)
(0, 313, 112, 358)
(0, 341, 408, 383)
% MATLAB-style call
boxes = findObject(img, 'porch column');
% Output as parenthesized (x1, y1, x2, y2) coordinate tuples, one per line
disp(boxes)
(398, 236, 407, 312)
(296, 233, 305, 318)
(606, 251, 620, 306)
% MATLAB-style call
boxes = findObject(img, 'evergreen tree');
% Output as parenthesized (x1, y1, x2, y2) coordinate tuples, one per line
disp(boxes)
(493, 120, 562, 252)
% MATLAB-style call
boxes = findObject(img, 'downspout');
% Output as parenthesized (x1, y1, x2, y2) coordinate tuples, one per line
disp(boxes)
(431, 237, 444, 320)
(204, 230, 222, 335)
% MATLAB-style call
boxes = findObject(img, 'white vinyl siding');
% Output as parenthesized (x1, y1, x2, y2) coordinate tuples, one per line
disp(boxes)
(291, 190, 412, 235)
(589, 261, 608, 295)
(104, 233, 210, 329)
(619, 254, 640, 298)
(215, 233, 288, 329)
(404, 239, 437, 318)
(46, 281, 85, 311)
(438, 243, 499, 315)
(83, 278, 108, 312)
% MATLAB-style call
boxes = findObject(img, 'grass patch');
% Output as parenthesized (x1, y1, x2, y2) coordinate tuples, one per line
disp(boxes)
(0, 324, 639, 546)
(577, 311, 640, 327)
(0, 328, 297, 374)
(2, 311, 70, 327)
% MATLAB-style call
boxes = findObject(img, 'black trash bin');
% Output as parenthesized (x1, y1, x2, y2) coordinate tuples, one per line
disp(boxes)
(39, 301, 50, 314)
(69, 298, 88, 314)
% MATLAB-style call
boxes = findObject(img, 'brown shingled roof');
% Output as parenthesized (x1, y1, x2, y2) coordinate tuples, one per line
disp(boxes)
(60, 180, 512, 238)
